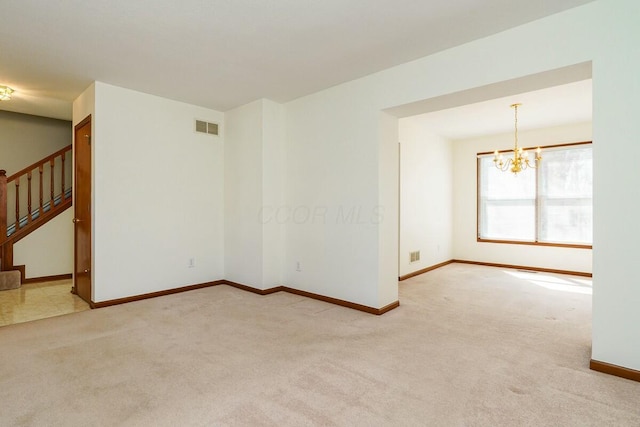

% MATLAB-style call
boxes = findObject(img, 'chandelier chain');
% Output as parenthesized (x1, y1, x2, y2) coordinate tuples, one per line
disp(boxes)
(492, 103, 541, 174)
(514, 104, 518, 152)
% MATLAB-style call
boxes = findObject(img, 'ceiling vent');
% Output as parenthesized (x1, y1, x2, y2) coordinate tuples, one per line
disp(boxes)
(195, 120, 219, 136)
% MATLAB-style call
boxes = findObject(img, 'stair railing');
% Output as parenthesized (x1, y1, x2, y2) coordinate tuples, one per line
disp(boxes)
(0, 170, 6, 242)
(0, 144, 72, 244)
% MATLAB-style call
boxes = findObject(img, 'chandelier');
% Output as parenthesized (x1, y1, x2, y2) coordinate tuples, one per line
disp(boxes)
(0, 85, 14, 101)
(493, 103, 541, 174)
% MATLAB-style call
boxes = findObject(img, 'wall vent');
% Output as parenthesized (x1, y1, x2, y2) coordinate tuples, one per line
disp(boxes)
(409, 251, 420, 263)
(195, 120, 219, 136)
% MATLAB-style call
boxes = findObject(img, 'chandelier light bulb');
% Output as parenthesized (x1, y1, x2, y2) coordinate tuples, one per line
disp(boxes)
(492, 103, 542, 175)
(0, 85, 14, 101)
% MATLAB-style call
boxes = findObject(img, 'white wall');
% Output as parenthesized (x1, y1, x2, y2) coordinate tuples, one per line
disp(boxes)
(453, 122, 592, 273)
(283, 0, 640, 369)
(378, 112, 400, 306)
(591, 0, 640, 371)
(0, 111, 71, 176)
(398, 117, 453, 277)
(88, 82, 224, 302)
(14, 209, 73, 278)
(224, 100, 264, 287)
(72, 84, 95, 127)
(285, 92, 382, 308)
(261, 100, 285, 288)
(224, 99, 285, 289)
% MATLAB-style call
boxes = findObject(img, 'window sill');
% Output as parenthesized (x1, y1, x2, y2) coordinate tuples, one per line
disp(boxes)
(477, 238, 592, 250)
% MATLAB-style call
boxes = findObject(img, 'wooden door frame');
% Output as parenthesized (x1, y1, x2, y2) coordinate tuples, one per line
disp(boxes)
(72, 114, 92, 301)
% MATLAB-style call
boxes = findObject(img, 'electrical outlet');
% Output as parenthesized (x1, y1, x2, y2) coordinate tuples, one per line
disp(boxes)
(188, 257, 196, 268)
(296, 261, 302, 272)
(409, 251, 421, 263)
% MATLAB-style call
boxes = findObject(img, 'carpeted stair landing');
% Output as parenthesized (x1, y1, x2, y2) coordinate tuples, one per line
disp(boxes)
(0, 270, 21, 290)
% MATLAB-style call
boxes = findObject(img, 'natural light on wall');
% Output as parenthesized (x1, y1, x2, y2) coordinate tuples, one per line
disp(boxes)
(478, 143, 593, 246)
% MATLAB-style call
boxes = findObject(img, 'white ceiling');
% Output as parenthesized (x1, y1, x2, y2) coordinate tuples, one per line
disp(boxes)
(0, 0, 595, 120)
(406, 79, 593, 140)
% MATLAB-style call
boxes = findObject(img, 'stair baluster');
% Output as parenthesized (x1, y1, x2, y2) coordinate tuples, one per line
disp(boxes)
(49, 158, 55, 201)
(39, 165, 44, 218)
(61, 152, 66, 199)
(0, 170, 6, 240)
(14, 179, 19, 231)
(27, 171, 32, 223)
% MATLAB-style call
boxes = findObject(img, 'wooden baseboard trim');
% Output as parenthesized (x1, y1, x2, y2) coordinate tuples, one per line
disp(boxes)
(79, 258, 590, 314)
(224, 281, 284, 295)
(399, 260, 455, 281)
(590, 359, 640, 383)
(378, 300, 401, 314)
(23, 273, 72, 284)
(282, 286, 399, 315)
(91, 280, 224, 309)
(452, 259, 592, 277)
(89, 279, 398, 315)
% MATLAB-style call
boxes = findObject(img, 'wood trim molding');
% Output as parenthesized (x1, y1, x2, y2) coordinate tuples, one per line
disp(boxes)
(224, 281, 283, 295)
(399, 260, 455, 281)
(477, 140, 592, 156)
(80, 258, 591, 314)
(590, 359, 640, 383)
(477, 238, 592, 250)
(453, 259, 592, 277)
(91, 280, 225, 308)
(6, 145, 72, 183)
(90, 279, 399, 315)
(75, 114, 92, 130)
(282, 286, 399, 315)
(377, 300, 400, 315)
(23, 273, 72, 284)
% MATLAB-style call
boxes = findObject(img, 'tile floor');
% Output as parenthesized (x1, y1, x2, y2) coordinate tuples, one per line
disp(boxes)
(0, 279, 90, 327)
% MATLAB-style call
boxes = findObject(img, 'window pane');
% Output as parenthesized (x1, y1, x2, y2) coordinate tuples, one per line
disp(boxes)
(479, 156, 536, 241)
(538, 146, 592, 244)
(484, 201, 536, 240)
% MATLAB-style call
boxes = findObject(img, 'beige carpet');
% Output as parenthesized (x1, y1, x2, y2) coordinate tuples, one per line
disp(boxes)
(0, 263, 638, 426)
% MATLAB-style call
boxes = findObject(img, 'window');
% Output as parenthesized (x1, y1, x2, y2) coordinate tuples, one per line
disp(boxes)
(478, 142, 592, 247)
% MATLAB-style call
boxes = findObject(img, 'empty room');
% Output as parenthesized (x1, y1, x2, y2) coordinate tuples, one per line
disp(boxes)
(1, 0, 639, 425)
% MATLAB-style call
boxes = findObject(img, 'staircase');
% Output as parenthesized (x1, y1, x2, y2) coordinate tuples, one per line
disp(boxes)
(0, 145, 72, 289)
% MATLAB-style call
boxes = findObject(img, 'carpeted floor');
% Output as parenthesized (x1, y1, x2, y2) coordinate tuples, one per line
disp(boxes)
(1, 263, 638, 426)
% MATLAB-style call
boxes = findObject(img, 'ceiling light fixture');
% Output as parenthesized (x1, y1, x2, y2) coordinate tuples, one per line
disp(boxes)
(0, 85, 14, 101)
(493, 103, 541, 174)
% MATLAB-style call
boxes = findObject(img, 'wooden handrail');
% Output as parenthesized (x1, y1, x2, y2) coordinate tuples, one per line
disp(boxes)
(0, 170, 6, 241)
(2, 144, 73, 245)
(7, 144, 72, 183)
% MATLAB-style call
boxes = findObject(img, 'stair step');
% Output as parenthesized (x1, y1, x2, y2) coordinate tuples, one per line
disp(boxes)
(0, 270, 21, 291)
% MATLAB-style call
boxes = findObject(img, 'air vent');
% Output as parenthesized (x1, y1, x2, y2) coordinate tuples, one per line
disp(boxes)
(410, 251, 420, 263)
(195, 120, 219, 136)
(207, 122, 218, 135)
